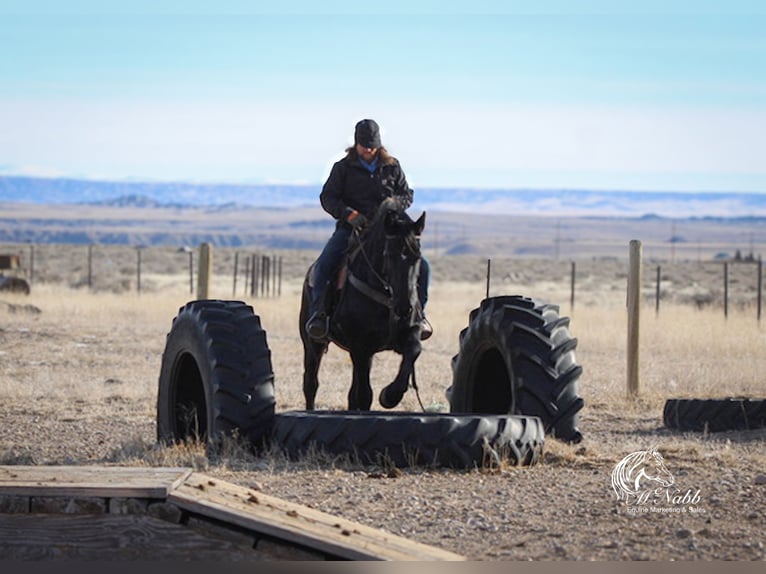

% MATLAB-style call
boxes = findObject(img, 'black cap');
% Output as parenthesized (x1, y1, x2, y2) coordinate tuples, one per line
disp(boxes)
(354, 119, 381, 149)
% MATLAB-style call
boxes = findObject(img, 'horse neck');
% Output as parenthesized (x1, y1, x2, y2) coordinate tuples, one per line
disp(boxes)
(350, 222, 387, 281)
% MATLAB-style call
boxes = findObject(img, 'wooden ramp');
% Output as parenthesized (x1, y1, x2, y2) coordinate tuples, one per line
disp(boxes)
(0, 465, 464, 561)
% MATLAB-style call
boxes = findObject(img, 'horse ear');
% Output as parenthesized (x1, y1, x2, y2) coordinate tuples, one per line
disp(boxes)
(414, 212, 426, 236)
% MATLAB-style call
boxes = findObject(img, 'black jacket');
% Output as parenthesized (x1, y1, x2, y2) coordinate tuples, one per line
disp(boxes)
(320, 151, 413, 225)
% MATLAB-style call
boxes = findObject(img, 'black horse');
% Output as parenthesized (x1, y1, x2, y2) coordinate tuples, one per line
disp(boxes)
(300, 198, 426, 411)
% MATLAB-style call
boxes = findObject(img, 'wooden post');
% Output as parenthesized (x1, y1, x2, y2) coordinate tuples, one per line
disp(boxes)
(233, 252, 239, 298)
(261, 255, 270, 297)
(197, 243, 212, 299)
(188, 249, 194, 295)
(627, 240, 642, 398)
(244, 254, 250, 295)
(255, 253, 261, 297)
(655, 265, 661, 316)
(570, 261, 576, 312)
(758, 257, 763, 323)
(724, 261, 729, 319)
(278, 256, 283, 297)
(136, 247, 142, 295)
(88, 244, 93, 289)
(28, 243, 34, 284)
(272, 254, 277, 297)
(485, 259, 491, 299)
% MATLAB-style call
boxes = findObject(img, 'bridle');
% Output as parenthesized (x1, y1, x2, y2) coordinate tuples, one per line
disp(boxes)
(347, 218, 421, 327)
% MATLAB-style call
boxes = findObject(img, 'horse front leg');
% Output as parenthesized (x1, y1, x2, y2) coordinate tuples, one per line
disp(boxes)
(379, 336, 422, 409)
(348, 351, 373, 411)
(302, 340, 325, 410)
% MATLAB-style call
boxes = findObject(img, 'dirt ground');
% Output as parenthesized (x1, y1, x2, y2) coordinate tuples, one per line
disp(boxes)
(1, 249, 765, 561)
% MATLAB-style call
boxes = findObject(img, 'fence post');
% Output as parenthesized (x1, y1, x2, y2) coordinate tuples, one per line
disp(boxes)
(278, 256, 283, 297)
(655, 265, 661, 316)
(88, 244, 94, 289)
(570, 261, 576, 312)
(233, 252, 239, 297)
(197, 242, 212, 299)
(255, 253, 261, 297)
(188, 249, 194, 295)
(261, 255, 270, 297)
(28, 243, 34, 284)
(272, 254, 277, 297)
(244, 254, 250, 295)
(627, 240, 642, 398)
(136, 246, 143, 295)
(758, 257, 763, 323)
(485, 259, 491, 299)
(724, 261, 729, 319)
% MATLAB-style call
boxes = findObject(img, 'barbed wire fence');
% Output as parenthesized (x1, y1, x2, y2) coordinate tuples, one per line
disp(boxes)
(3, 242, 764, 322)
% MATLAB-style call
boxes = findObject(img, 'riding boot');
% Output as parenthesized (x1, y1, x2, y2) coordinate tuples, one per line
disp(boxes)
(305, 282, 330, 341)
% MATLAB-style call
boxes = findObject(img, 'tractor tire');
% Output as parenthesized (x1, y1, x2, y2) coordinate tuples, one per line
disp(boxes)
(271, 410, 544, 469)
(663, 398, 766, 432)
(448, 296, 584, 443)
(157, 300, 275, 451)
(0, 277, 31, 295)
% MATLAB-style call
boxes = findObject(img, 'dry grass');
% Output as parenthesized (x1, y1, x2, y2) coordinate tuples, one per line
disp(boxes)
(3, 254, 765, 402)
(2, 269, 764, 424)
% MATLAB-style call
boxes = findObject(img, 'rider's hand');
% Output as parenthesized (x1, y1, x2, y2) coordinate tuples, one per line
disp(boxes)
(345, 209, 368, 229)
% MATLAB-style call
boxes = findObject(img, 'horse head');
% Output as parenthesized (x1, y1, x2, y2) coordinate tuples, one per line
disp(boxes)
(380, 205, 426, 325)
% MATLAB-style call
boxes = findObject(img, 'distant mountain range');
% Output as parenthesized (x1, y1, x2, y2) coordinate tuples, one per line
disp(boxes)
(2, 175, 766, 218)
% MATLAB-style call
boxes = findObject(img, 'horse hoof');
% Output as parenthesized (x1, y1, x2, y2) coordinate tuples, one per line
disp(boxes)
(379, 385, 405, 409)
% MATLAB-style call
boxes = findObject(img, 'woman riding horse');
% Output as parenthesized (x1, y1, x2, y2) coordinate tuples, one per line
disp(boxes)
(304, 118, 431, 341)
(300, 197, 427, 411)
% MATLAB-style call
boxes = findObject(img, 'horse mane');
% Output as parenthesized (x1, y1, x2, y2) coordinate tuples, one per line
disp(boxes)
(360, 198, 404, 241)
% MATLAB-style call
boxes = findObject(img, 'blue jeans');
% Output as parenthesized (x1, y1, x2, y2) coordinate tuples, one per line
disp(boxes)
(311, 226, 430, 314)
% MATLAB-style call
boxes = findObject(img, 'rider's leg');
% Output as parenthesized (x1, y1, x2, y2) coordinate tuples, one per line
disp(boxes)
(306, 226, 351, 338)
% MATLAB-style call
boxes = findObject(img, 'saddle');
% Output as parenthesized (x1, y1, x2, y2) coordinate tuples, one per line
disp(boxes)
(307, 255, 351, 320)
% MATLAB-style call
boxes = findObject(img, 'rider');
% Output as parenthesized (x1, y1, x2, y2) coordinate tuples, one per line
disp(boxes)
(305, 118, 432, 341)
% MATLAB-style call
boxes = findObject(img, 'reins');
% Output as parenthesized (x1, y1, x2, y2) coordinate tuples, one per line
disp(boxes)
(410, 364, 426, 412)
(350, 227, 393, 306)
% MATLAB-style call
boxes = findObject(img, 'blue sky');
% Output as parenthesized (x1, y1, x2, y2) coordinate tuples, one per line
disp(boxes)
(1, 1, 765, 193)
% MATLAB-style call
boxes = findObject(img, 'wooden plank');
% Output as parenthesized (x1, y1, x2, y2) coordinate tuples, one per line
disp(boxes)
(168, 472, 465, 561)
(0, 466, 192, 498)
(0, 514, 262, 561)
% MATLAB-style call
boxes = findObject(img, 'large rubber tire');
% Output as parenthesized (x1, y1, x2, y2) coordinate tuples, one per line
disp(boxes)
(664, 398, 766, 432)
(157, 300, 275, 450)
(271, 410, 544, 469)
(0, 277, 30, 295)
(448, 296, 584, 443)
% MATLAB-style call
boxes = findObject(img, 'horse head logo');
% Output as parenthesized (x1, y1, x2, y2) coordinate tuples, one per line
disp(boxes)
(611, 446, 675, 503)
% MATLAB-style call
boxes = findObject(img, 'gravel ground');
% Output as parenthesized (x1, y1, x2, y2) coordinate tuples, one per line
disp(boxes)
(1, 392, 764, 561)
